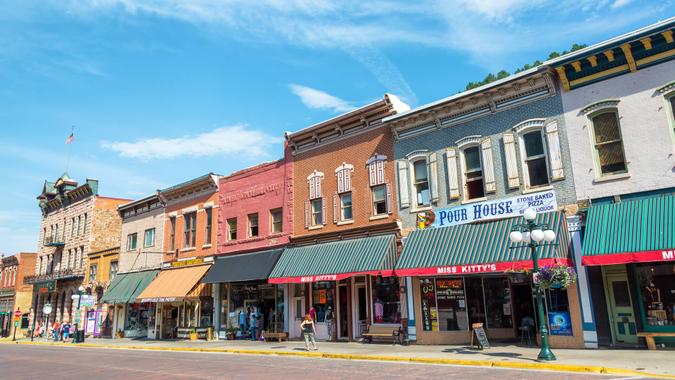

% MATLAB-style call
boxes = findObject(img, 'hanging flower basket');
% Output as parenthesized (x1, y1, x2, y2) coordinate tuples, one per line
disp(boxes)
(505, 268, 532, 284)
(534, 264, 577, 289)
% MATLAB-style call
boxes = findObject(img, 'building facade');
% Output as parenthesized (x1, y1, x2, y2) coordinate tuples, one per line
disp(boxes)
(269, 94, 409, 341)
(203, 158, 293, 339)
(0, 252, 36, 338)
(27, 174, 129, 333)
(387, 68, 587, 348)
(84, 246, 119, 337)
(551, 19, 675, 348)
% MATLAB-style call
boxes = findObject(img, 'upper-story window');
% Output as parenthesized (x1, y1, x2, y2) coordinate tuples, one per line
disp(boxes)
(306, 171, 325, 228)
(590, 110, 627, 176)
(169, 216, 176, 251)
(144, 228, 155, 247)
(127, 233, 137, 251)
(666, 92, 675, 145)
(77, 215, 82, 236)
(270, 208, 283, 234)
(248, 213, 259, 238)
(367, 154, 391, 217)
(89, 264, 98, 282)
(82, 213, 88, 235)
(205, 207, 213, 245)
(227, 218, 237, 241)
(412, 159, 430, 207)
(334, 164, 353, 223)
(521, 130, 550, 187)
(70, 218, 75, 237)
(109, 260, 119, 280)
(461, 146, 485, 200)
(183, 212, 197, 248)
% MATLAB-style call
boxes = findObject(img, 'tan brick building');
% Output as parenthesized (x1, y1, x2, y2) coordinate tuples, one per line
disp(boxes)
(269, 94, 409, 341)
(27, 173, 129, 332)
(0, 252, 36, 338)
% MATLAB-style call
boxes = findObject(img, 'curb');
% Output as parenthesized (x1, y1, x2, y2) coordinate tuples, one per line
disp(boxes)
(3, 340, 673, 379)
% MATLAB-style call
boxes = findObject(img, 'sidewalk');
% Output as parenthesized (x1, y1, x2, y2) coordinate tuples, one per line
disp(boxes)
(2, 336, 674, 378)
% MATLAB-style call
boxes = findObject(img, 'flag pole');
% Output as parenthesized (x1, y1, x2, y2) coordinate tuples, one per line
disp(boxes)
(65, 126, 74, 173)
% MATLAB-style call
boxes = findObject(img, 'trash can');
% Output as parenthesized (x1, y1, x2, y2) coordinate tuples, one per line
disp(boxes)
(75, 330, 85, 343)
(207, 327, 214, 341)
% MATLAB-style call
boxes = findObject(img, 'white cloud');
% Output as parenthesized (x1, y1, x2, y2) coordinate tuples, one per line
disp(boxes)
(289, 84, 356, 113)
(100, 125, 282, 160)
(611, 0, 632, 8)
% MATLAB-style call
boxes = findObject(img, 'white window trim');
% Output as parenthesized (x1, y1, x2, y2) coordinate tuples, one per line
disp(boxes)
(458, 144, 485, 202)
(339, 192, 353, 222)
(371, 184, 387, 216)
(662, 88, 675, 151)
(310, 198, 323, 227)
(514, 121, 552, 190)
(307, 170, 325, 200)
(366, 154, 387, 186)
(586, 107, 629, 179)
(407, 152, 430, 212)
(335, 163, 354, 194)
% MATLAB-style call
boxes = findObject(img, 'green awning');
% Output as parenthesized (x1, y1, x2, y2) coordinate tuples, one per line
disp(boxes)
(269, 235, 396, 283)
(100, 270, 160, 304)
(396, 211, 570, 276)
(582, 194, 675, 265)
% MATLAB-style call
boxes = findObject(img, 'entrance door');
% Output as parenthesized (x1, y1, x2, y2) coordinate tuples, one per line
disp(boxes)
(603, 267, 637, 344)
(354, 285, 367, 338)
(291, 296, 305, 339)
(337, 284, 348, 339)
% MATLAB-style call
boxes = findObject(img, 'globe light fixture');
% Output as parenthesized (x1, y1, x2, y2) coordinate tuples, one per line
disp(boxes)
(78, 285, 85, 292)
(522, 231, 531, 244)
(509, 230, 523, 243)
(523, 207, 537, 221)
(531, 229, 545, 242)
(544, 230, 556, 242)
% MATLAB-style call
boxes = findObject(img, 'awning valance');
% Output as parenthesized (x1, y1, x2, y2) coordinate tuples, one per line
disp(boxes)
(137, 265, 211, 303)
(582, 194, 675, 265)
(100, 270, 159, 305)
(269, 235, 396, 284)
(396, 211, 570, 276)
(203, 249, 283, 283)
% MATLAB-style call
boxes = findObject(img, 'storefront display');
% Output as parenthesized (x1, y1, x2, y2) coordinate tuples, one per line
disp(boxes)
(124, 303, 155, 337)
(637, 262, 675, 327)
(372, 276, 400, 324)
(229, 282, 284, 335)
(312, 282, 334, 323)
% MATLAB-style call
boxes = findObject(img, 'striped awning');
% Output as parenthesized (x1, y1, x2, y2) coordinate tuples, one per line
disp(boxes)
(396, 211, 570, 276)
(100, 270, 159, 305)
(269, 235, 396, 284)
(582, 194, 675, 265)
(137, 265, 211, 303)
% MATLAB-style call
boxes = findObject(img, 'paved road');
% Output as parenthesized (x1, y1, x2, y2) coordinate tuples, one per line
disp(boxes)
(0, 344, 653, 380)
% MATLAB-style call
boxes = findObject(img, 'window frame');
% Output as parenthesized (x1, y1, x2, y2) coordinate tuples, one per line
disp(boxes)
(339, 192, 353, 222)
(126, 232, 138, 251)
(143, 228, 155, 248)
(248, 213, 259, 238)
(89, 263, 98, 283)
(205, 207, 213, 245)
(109, 260, 119, 280)
(665, 91, 675, 149)
(169, 216, 176, 251)
(270, 208, 283, 234)
(459, 144, 486, 201)
(517, 125, 552, 189)
(183, 212, 197, 248)
(227, 218, 237, 241)
(372, 184, 387, 216)
(310, 198, 323, 227)
(409, 156, 430, 209)
(588, 108, 628, 178)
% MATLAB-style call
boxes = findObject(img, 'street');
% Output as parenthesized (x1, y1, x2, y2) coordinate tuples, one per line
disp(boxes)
(0, 344, 653, 380)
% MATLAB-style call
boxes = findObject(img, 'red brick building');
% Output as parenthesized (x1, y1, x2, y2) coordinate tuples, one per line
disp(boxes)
(0, 252, 36, 338)
(269, 94, 409, 341)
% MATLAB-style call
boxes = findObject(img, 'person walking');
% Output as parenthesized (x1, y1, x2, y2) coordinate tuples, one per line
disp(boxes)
(249, 307, 257, 341)
(300, 313, 318, 351)
(61, 321, 71, 342)
(52, 320, 60, 342)
(325, 306, 334, 342)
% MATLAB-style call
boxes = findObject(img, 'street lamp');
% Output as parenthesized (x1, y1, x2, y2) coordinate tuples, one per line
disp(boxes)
(71, 285, 85, 343)
(509, 207, 557, 361)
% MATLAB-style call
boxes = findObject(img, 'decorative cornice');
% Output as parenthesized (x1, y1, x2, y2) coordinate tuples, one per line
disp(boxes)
(580, 99, 621, 115)
(405, 149, 430, 160)
(513, 118, 546, 134)
(455, 135, 483, 148)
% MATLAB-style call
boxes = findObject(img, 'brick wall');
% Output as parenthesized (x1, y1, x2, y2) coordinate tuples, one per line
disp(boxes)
(292, 126, 398, 237)
(217, 157, 293, 254)
(163, 190, 219, 261)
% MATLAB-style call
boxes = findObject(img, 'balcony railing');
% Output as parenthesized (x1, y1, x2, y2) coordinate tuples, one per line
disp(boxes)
(44, 236, 65, 247)
(23, 267, 85, 284)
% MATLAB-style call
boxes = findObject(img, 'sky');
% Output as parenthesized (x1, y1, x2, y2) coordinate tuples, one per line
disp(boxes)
(0, 0, 672, 255)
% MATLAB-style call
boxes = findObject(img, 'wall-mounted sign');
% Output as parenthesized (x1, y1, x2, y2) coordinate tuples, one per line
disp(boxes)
(170, 258, 204, 268)
(549, 311, 573, 336)
(432, 190, 557, 229)
(33, 281, 55, 293)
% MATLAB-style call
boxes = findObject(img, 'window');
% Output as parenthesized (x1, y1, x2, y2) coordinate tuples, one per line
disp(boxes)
(340, 193, 353, 221)
(311, 199, 323, 226)
(109, 261, 119, 280)
(205, 207, 213, 245)
(307, 171, 324, 200)
(127, 233, 137, 251)
(462, 146, 485, 200)
(54, 224, 59, 242)
(77, 216, 82, 236)
(89, 264, 98, 282)
(183, 212, 196, 248)
(590, 111, 627, 175)
(522, 130, 550, 187)
(169, 216, 176, 251)
(372, 185, 387, 216)
(335, 163, 353, 193)
(227, 218, 237, 241)
(372, 276, 401, 324)
(144, 228, 155, 248)
(367, 154, 387, 186)
(43, 227, 47, 245)
(70, 218, 75, 237)
(668, 95, 675, 143)
(270, 208, 283, 234)
(82, 213, 87, 235)
(412, 160, 430, 206)
(248, 213, 259, 237)
(637, 262, 675, 327)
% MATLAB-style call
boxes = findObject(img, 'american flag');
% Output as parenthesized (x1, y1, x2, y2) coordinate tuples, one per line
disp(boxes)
(65, 131, 74, 144)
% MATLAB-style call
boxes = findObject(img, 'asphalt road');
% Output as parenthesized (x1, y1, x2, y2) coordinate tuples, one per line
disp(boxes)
(0, 344, 653, 380)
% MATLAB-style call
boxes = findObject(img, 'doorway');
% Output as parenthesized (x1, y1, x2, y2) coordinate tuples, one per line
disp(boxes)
(354, 283, 367, 338)
(511, 283, 536, 333)
(603, 266, 638, 345)
(337, 283, 348, 339)
(290, 284, 305, 339)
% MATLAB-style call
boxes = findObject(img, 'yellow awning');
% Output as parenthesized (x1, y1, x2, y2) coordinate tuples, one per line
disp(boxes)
(137, 265, 210, 303)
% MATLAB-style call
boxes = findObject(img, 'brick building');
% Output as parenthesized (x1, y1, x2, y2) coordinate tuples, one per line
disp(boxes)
(27, 173, 129, 332)
(0, 252, 36, 338)
(269, 94, 409, 341)
(387, 67, 586, 347)
(202, 158, 293, 338)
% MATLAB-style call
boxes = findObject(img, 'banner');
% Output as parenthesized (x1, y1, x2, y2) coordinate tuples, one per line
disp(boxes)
(431, 190, 557, 228)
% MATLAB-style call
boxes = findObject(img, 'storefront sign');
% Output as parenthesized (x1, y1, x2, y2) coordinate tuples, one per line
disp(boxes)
(548, 311, 573, 336)
(171, 258, 204, 268)
(79, 295, 95, 308)
(432, 190, 557, 228)
(396, 258, 572, 277)
(139, 297, 177, 303)
(33, 281, 55, 293)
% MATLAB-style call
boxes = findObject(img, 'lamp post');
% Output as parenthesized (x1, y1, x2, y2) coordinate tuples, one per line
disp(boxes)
(509, 207, 557, 361)
(72, 285, 85, 343)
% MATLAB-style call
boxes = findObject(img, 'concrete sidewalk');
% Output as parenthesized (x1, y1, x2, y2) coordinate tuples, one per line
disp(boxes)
(2, 336, 673, 378)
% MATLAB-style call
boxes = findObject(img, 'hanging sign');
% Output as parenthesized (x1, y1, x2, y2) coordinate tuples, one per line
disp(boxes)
(432, 190, 557, 228)
(34, 281, 55, 293)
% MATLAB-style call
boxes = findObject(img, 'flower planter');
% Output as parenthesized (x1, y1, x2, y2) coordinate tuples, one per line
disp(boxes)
(189, 332, 198, 341)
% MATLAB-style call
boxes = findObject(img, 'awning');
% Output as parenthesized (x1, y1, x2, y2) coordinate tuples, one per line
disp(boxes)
(396, 211, 570, 276)
(203, 249, 283, 283)
(582, 195, 675, 265)
(137, 265, 211, 303)
(269, 235, 397, 284)
(100, 270, 159, 304)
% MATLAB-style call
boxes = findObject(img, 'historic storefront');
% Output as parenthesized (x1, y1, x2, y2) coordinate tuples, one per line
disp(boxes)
(100, 269, 159, 338)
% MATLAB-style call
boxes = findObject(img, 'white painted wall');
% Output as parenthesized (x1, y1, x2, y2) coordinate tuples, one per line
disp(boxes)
(561, 60, 675, 200)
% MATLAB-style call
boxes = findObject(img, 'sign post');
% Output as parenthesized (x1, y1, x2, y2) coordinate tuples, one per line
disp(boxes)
(12, 309, 21, 341)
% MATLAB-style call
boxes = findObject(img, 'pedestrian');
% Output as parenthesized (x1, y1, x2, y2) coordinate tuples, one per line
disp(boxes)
(61, 321, 71, 342)
(52, 320, 60, 342)
(325, 306, 334, 342)
(300, 313, 318, 351)
(249, 307, 257, 341)
(308, 306, 317, 322)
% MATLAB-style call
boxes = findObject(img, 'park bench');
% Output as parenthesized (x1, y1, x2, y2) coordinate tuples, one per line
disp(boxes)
(263, 331, 287, 342)
(361, 324, 403, 345)
(637, 332, 675, 350)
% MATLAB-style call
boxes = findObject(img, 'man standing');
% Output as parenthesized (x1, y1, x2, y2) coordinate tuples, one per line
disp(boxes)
(325, 306, 334, 342)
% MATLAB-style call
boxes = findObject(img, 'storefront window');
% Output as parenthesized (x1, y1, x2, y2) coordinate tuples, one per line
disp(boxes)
(228, 282, 283, 333)
(372, 276, 400, 324)
(435, 278, 468, 331)
(125, 303, 155, 334)
(637, 263, 675, 327)
(545, 288, 572, 336)
(220, 283, 229, 329)
(420, 278, 438, 331)
(200, 296, 213, 327)
(464, 277, 486, 326)
(312, 282, 334, 323)
(483, 277, 513, 328)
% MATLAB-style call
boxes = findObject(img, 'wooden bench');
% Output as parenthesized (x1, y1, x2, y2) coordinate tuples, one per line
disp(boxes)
(361, 325, 403, 345)
(637, 332, 675, 350)
(263, 332, 287, 342)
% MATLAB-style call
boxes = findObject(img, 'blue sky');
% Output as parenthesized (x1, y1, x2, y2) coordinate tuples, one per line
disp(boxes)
(0, 0, 672, 254)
